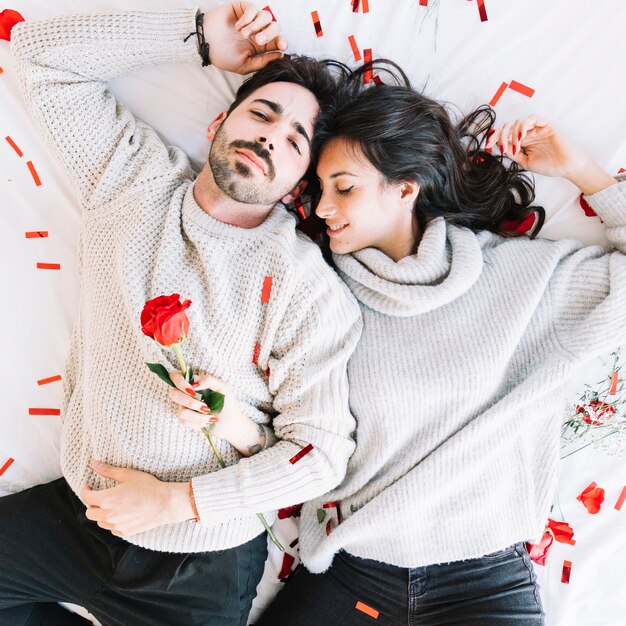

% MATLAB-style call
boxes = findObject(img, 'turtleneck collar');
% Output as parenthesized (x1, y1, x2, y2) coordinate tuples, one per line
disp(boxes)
(333, 217, 483, 316)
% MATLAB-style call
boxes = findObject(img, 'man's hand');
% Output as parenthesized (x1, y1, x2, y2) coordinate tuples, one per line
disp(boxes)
(203, 2, 288, 74)
(80, 461, 193, 537)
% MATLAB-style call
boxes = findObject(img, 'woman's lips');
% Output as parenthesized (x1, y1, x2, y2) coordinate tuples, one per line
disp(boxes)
(327, 224, 348, 237)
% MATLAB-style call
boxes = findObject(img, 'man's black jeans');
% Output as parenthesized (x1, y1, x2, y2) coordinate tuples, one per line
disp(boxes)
(258, 543, 544, 625)
(0, 478, 266, 626)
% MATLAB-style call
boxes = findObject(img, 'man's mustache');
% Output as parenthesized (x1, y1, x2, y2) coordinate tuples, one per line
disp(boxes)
(230, 140, 275, 179)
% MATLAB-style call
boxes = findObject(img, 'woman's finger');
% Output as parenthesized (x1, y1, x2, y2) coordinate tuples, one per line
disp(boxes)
(168, 387, 211, 415)
(169, 370, 198, 398)
(497, 121, 514, 155)
(177, 407, 215, 430)
(190, 373, 232, 395)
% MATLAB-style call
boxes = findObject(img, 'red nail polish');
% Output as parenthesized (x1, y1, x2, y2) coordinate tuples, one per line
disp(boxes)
(209, 417, 220, 423)
(518, 132, 522, 141)
(186, 387, 196, 396)
(512, 145, 517, 156)
(191, 382, 200, 388)
(200, 405, 211, 413)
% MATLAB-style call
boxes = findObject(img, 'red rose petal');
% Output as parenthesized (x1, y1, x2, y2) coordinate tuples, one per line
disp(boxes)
(578, 194, 597, 218)
(576, 481, 605, 514)
(0, 9, 25, 42)
(526, 530, 553, 566)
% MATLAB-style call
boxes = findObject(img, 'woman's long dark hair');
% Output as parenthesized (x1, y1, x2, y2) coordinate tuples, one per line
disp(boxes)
(309, 60, 544, 238)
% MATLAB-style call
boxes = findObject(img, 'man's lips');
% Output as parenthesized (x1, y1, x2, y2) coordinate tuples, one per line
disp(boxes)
(235, 149, 267, 175)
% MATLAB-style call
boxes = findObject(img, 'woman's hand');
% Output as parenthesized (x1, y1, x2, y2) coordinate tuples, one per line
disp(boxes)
(202, 2, 287, 74)
(168, 370, 268, 456)
(486, 115, 616, 194)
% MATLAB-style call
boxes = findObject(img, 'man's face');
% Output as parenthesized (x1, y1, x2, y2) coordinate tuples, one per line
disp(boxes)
(208, 82, 319, 205)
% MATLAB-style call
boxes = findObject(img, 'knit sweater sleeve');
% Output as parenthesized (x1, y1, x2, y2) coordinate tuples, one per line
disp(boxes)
(10, 8, 200, 212)
(191, 270, 362, 523)
(549, 178, 626, 358)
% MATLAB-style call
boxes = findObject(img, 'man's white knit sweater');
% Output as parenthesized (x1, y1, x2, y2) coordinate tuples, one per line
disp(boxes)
(299, 179, 626, 572)
(11, 9, 361, 553)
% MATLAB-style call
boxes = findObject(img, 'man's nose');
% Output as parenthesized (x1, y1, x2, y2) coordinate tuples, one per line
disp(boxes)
(257, 135, 274, 151)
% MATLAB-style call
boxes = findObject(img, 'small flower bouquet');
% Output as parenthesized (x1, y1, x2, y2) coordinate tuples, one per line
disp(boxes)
(561, 350, 626, 459)
(140, 294, 282, 549)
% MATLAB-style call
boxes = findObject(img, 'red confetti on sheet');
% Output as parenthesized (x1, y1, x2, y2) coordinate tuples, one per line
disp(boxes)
(615, 486, 626, 511)
(547, 518, 576, 545)
(311, 11, 323, 37)
(578, 194, 596, 217)
(0, 67, 4, 74)
(373, 75, 384, 86)
(348, 35, 362, 62)
(500, 213, 536, 234)
(289, 443, 314, 464)
(609, 371, 619, 395)
(252, 342, 261, 365)
(561, 560, 572, 584)
(489, 82, 508, 107)
(26, 161, 42, 186)
(476, 0, 488, 22)
(577, 481, 605, 514)
(355, 601, 379, 619)
(0, 457, 15, 477)
(261, 276, 272, 303)
(294, 197, 306, 221)
(325, 519, 333, 535)
(25, 231, 49, 239)
(619, 168, 626, 174)
(28, 408, 61, 416)
(0, 9, 25, 41)
(419, 0, 428, 6)
(509, 80, 535, 98)
(278, 552, 295, 580)
(262, 5, 277, 21)
(352, 0, 360, 12)
(277, 503, 303, 519)
(5, 135, 23, 157)
(363, 48, 373, 84)
(37, 374, 62, 385)
(36, 263, 60, 270)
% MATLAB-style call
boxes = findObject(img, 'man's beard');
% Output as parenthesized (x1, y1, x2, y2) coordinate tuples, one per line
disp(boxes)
(209, 125, 291, 205)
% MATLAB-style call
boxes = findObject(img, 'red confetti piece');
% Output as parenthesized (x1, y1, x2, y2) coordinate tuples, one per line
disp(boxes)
(489, 82, 508, 107)
(5, 135, 23, 157)
(0, 67, 4, 74)
(476, 0, 488, 22)
(348, 35, 362, 62)
(252, 342, 261, 365)
(577, 481, 605, 514)
(25, 231, 49, 239)
(578, 194, 597, 218)
(262, 5, 277, 21)
(508, 80, 535, 98)
(547, 518, 576, 545)
(615, 486, 626, 511)
(261, 276, 272, 303)
(278, 552, 295, 581)
(352, 0, 360, 12)
(561, 560, 572, 584)
(500, 213, 536, 234)
(419, 0, 428, 6)
(265, 366, 270, 379)
(325, 519, 333, 535)
(362, 0, 369, 11)
(28, 408, 61, 416)
(311, 11, 323, 37)
(289, 443, 314, 465)
(609, 371, 619, 395)
(619, 168, 626, 174)
(323, 501, 339, 509)
(0, 457, 15, 477)
(294, 197, 306, 221)
(37, 374, 62, 386)
(355, 601, 379, 619)
(373, 75, 384, 86)
(0, 9, 25, 42)
(36, 263, 60, 270)
(277, 503, 303, 519)
(363, 48, 373, 84)
(26, 161, 42, 186)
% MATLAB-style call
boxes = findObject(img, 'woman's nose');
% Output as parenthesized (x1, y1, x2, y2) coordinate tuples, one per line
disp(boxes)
(315, 193, 336, 218)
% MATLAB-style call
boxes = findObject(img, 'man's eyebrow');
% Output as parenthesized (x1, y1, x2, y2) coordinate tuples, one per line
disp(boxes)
(251, 98, 312, 148)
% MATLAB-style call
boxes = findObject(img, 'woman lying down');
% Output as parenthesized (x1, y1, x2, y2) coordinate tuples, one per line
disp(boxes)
(171, 61, 626, 625)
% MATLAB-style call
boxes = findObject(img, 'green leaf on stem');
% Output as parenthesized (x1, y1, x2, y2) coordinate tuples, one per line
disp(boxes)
(185, 366, 194, 383)
(146, 363, 176, 388)
(317, 508, 326, 524)
(200, 389, 225, 414)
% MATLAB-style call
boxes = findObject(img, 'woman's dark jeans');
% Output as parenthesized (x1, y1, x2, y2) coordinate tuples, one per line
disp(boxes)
(257, 543, 544, 625)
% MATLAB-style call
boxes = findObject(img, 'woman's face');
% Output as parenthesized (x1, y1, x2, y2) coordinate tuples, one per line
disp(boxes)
(315, 138, 419, 260)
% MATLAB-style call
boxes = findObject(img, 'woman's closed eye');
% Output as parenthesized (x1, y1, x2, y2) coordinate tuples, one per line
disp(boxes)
(337, 186, 354, 195)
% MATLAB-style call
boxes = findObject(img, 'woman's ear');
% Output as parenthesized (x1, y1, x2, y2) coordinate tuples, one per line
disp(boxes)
(400, 180, 420, 206)
(206, 111, 228, 142)
(281, 179, 309, 204)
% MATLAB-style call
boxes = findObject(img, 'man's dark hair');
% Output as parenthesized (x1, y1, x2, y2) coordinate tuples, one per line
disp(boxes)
(227, 55, 340, 116)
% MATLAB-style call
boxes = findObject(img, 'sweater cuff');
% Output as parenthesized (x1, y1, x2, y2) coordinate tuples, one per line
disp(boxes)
(583, 177, 626, 228)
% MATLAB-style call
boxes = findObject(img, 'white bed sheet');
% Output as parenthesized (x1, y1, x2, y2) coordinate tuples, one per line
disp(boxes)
(1, 1, 625, 624)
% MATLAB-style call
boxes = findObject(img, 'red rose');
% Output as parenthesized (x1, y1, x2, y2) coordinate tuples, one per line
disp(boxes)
(577, 482, 605, 514)
(526, 530, 554, 566)
(0, 9, 25, 42)
(141, 294, 191, 347)
(547, 518, 575, 545)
